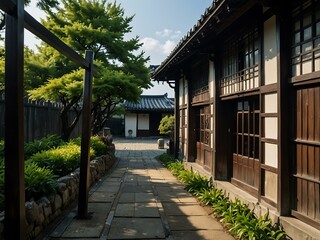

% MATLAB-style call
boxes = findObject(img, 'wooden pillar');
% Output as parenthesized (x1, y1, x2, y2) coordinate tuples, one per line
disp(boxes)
(277, 4, 291, 216)
(174, 79, 180, 159)
(78, 50, 94, 218)
(4, 0, 26, 239)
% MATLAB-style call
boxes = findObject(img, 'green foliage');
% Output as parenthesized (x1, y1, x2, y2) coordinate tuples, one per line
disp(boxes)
(28, 143, 95, 176)
(26, 0, 152, 137)
(178, 170, 211, 194)
(162, 156, 287, 240)
(24, 162, 58, 200)
(25, 134, 65, 159)
(158, 153, 175, 165)
(0, 160, 58, 208)
(158, 115, 174, 135)
(166, 161, 184, 177)
(70, 136, 108, 157)
(0, 140, 4, 159)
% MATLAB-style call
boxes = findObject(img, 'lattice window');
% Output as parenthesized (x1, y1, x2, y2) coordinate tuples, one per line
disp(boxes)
(235, 98, 260, 159)
(221, 27, 260, 96)
(200, 107, 210, 146)
(291, 0, 320, 77)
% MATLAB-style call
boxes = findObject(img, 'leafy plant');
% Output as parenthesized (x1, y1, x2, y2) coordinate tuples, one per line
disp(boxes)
(24, 134, 65, 159)
(0, 140, 4, 159)
(158, 115, 174, 135)
(158, 153, 175, 165)
(24, 162, 58, 200)
(70, 136, 107, 157)
(29, 143, 95, 176)
(166, 161, 184, 177)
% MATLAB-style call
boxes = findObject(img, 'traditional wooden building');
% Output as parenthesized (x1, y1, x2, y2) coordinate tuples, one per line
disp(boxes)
(152, 0, 320, 238)
(123, 94, 174, 137)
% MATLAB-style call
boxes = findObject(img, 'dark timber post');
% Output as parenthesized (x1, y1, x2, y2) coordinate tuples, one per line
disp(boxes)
(174, 79, 180, 159)
(78, 50, 94, 218)
(4, 0, 26, 239)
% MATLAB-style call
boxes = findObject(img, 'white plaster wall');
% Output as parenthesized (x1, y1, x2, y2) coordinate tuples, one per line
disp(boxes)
(138, 114, 149, 130)
(264, 171, 278, 202)
(125, 113, 137, 137)
(264, 117, 278, 139)
(264, 93, 278, 113)
(209, 61, 215, 98)
(264, 142, 278, 168)
(209, 61, 215, 149)
(184, 78, 188, 105)
(264, 16, 278, 85)
(179, 78, 184, 106)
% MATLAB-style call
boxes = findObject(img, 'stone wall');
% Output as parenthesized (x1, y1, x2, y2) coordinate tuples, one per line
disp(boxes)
(0, 145, 116, 239)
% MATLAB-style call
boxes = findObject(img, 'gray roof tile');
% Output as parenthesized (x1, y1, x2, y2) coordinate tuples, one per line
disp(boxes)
(124, 93, 174, 112)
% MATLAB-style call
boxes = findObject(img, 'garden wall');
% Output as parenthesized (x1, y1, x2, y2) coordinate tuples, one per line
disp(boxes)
(0, 95, 82, 142)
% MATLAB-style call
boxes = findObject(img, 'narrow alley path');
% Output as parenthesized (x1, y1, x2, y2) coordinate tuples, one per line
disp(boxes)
(46, 138, 234, 240)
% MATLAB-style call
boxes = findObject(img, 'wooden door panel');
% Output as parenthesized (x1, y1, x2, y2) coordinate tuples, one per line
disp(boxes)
(293, 85, 320, 229)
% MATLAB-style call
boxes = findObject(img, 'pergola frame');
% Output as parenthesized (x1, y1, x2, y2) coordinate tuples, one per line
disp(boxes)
(0, 0, 94, 238)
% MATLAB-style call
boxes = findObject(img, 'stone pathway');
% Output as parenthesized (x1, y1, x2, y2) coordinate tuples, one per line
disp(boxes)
(45, 138, 234, 240)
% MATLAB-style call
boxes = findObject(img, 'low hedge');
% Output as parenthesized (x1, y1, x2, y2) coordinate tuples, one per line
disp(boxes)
(70, 136, 109, 157)
(161, 155, 287, 240)
(24, 134, 65, 159)
(28, 143, 95, 177)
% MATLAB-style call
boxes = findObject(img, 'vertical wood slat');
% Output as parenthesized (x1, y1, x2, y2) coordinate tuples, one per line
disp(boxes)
(4, 0, 26, 239)
(294, 85, 320, 226)
(315, 146, 320, 221)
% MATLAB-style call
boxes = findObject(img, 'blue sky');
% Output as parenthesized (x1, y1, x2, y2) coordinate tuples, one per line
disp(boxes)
(25, 0, 213, 97)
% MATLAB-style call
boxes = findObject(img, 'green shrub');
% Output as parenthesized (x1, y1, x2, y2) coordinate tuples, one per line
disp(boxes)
(159, 153, 175, 165)
(158, 115, 174, 135)
(0, 140, 4, 159)
(25, 135, 65, 159)
(166, 161, 184, 177)
(178, 170, 211, 194)
(70, 136, 107, 157)
(25, 162, 58, 200)
(0, 161, 58, 208)
(29, 143, 95, 176)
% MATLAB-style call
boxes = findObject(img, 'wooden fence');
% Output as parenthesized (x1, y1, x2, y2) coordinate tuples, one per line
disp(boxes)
(0, 95, 82, 142)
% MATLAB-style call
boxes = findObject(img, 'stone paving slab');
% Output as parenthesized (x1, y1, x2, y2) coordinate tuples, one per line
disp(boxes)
(61, 203, 111, 238)
(89, 192, 116, 203)
(167, 215, 224, 231)
(162, 202, 210, 216)
(107, 218, 165, 239)
(172, 230, 235, 240)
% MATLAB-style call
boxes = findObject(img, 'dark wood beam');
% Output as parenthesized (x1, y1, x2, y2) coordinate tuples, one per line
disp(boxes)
(78, 51, 94, 218)
(4, 0, 26, 239)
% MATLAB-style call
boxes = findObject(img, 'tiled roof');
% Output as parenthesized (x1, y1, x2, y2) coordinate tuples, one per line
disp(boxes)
(124, 93, 174, 112)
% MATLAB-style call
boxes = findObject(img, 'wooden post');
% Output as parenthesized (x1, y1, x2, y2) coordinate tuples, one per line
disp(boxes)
(277, 4, 291, 216)
(78, 50, 94, 218)
(4, 0, 26, 239)
(174, 79, 180, 159)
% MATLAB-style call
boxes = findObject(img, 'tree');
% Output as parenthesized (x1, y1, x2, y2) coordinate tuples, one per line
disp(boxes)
(28, 0, 151, 139)
(158, 115, 174, 135)
(0, 0, 59, 32)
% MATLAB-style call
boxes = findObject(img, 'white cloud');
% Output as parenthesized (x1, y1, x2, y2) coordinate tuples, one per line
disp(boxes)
(141, 37, 160, 51)
(156, 29, 182, 39)
(162, 40, 176, 55)
(141, 37, 176, 56)
(141, 37, 177, 65)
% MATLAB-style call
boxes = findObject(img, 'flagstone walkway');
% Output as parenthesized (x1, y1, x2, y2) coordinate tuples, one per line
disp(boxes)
(45, 138, 234, 240)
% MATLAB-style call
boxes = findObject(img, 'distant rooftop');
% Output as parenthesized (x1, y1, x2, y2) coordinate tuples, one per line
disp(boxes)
(124, 93, 174, 112)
